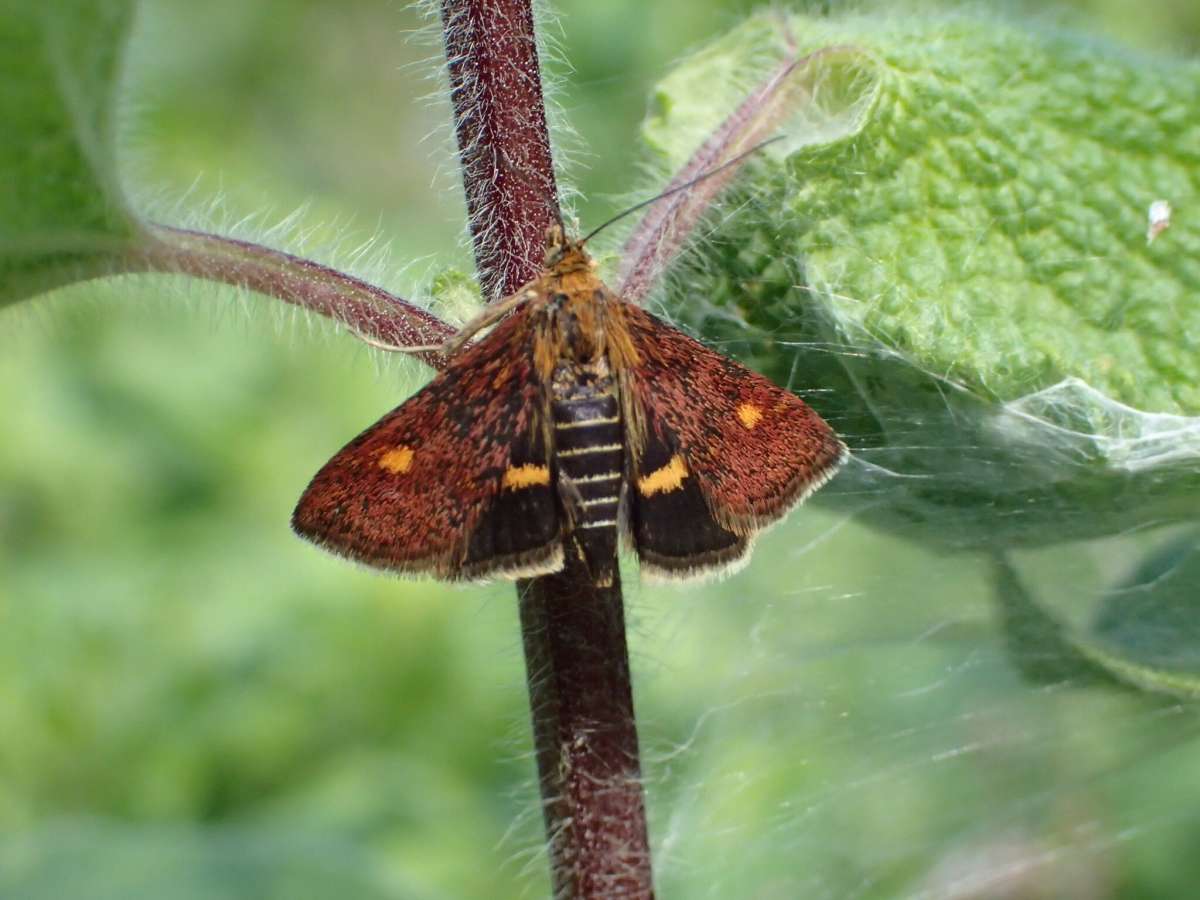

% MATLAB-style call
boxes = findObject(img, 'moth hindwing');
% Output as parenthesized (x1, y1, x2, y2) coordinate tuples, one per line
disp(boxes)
(293, 230, 846, 585)
(613, 301, 847, 581)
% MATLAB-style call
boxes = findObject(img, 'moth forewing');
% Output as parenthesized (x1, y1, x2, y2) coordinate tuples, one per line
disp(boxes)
(291, 302, 563, 581)
(612, 299, 847, 581)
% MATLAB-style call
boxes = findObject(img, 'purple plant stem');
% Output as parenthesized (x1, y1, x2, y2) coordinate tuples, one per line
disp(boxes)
(441, 0, 562, 300)
(520, 562, 653, 899)
(439, 1, 654, 897)
(619, 46, 841, 306)
(138, 224, 455, 369)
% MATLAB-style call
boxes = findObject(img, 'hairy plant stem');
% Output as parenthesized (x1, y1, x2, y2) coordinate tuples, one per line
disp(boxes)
(138, 224, 454, 368)
(439, 1, 654, 896)
(441, 0, 562, 301)
(520, 561, 654, 898)
(618, 44, 839, 304)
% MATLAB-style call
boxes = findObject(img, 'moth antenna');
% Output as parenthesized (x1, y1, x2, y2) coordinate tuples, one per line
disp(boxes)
(579, 135, 785, 246)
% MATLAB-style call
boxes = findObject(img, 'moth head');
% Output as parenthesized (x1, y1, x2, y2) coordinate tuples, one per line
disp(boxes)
(543, 224, 593, 273)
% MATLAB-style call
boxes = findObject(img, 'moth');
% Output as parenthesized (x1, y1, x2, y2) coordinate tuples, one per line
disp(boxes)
(293, 226, 847, 587)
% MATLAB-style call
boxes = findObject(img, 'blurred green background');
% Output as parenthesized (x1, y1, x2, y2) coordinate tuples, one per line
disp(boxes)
(3, 1, 1199, 898)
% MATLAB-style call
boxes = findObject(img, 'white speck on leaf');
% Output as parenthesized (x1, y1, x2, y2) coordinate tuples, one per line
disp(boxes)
(1147, 199, 1172, 244)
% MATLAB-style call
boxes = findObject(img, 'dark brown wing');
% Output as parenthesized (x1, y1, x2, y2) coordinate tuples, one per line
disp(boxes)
(292, 307, 562, 580)
(616, 303, 846, 580)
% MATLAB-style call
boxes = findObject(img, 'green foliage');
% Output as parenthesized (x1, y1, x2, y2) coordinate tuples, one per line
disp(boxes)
(0, 0, 140, 304)
(4, 2, 1200, 899)
(1, 822, 410, 900)
(0, 296, 540, 898)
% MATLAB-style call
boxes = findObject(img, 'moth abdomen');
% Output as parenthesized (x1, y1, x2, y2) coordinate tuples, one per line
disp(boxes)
(551, 365, 624, 587)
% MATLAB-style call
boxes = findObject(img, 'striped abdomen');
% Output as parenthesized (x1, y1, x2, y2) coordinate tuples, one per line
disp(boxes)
(551, 366, 623, 587)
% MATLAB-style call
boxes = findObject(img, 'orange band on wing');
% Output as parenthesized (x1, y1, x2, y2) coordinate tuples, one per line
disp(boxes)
(503, 463, 551, 490)
(637, 454, 688, 496)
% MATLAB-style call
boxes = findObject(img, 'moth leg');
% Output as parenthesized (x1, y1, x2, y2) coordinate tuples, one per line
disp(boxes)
(556, 470, 595, 569)
(616, 477, 630, 532)
(373, 286, 539, 356)
(557, 469, 585, 530)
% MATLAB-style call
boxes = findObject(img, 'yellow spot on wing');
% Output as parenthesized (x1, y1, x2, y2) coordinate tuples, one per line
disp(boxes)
(378, 446, 414, 474)
(637, 454, 688, 496)
(503, 463, 551, 490)
(737, 403, 763, 429)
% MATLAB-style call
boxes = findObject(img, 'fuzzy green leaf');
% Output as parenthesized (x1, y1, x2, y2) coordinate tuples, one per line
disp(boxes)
(0, 0, 141, 304)
(643, 13, 1200, 550)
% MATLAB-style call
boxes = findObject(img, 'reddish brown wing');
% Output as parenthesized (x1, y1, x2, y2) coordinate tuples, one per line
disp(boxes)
(292, 306, 563, 580)
(617, 303, 846, 579)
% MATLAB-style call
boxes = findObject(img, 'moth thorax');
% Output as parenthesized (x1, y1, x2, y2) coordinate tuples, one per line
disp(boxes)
(554, 302, 605, 363)
(550, 355, 613, 399)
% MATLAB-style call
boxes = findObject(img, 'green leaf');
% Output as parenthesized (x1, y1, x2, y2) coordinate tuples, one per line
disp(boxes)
(989, 553, 1120, 691)
(427, 267, 483, 327)
(0, 0, 141, 305)
(1087, 531, 1200, 695)
(644, 13, 1200, 550)
(992, 535, 1200, 699)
